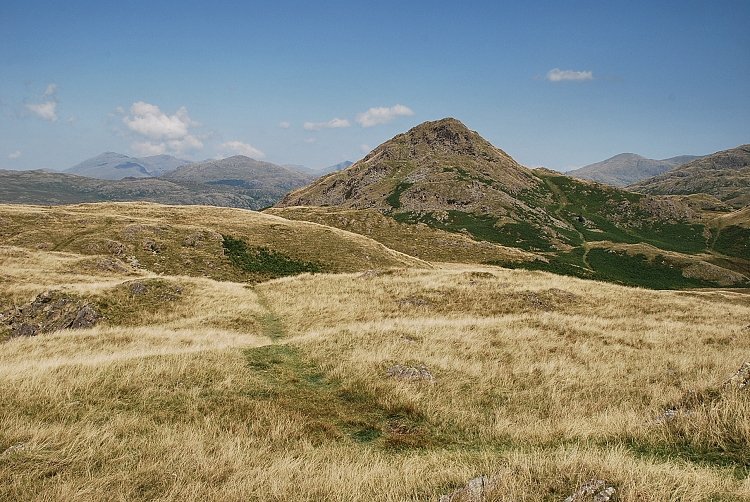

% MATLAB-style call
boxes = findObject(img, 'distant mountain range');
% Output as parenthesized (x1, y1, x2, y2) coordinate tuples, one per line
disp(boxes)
(65, 152, 193, 180)
(0, 155, 315, 210)
(629, 144, 750, 208)
(567, 153, 701, 186)
(162, 155, 315, 195)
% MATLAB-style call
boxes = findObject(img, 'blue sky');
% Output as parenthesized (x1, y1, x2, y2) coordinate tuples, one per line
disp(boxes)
(1, 0, 748, 171)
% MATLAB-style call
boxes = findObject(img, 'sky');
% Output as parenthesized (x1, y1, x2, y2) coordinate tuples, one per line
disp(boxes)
(1, 0, 749, 172)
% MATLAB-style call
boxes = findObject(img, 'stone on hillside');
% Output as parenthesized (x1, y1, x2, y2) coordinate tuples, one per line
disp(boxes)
(439, 475, 492, 502)
(71, 305, 99, 329)
(10, 323, 38, 338)
(725, 362, 750, 390)
(386, 364, 434, 382)
(142, 239, 161, 254)
(564, 479, 616, 502)
(2, 291, 100, 340)
(128, 281, 148, 296)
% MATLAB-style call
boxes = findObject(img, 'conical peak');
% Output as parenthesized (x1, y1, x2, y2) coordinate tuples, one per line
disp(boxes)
(404, 118, 474, 143)
(377, 117, 508, 162)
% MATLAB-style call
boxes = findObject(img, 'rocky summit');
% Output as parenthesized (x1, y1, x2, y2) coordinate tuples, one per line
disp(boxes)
(277, 118, 540, 212)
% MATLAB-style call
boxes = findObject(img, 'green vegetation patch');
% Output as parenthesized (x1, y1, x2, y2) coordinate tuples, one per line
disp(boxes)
(585, 249, 713, 289)
(494, 249, 724, 290)
(222, 235, 321, 278)
(489, 248, 594, 281)
(713, 225, 750, 259)
(394, 210, 555, 251)
(547, 174, 643, 211)
(385, 181, 414, 209)
(243, 345, 436, 450)
(630, 222, 708, 254)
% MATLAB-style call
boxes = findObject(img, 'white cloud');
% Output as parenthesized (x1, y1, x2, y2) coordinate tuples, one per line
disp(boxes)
(546, 68, 593, 82)
(122, 101, 203, 155)
(303, 118, 351, 131)
(43, 83, 57, 97)
(132, 141, 167, 156)
(220, 140, 265, 158)
(123, 101, 197, 140)
(278, 121, 291, 129)
(356, 104, 414, 127)
(26, 101, 58, 121)
(8, 150, 21, 160)
(26, 83, 59, 122)
(304, 138, 316, 144)
(359, 144, 371, 153)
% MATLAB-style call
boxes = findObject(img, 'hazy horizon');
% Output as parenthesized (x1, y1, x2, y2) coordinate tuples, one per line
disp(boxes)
(2, 1, 748, 172)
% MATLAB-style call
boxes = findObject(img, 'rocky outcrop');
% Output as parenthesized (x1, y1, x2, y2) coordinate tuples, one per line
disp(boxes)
(1, 291, 99, 339)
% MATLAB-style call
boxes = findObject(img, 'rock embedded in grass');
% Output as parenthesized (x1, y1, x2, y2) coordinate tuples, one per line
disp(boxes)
(2, 291, 100, 339)
(386, 364, 434, 382)
(439, 475, 492, 502)
(724, 361, 750, 390)
(563, 479, 616, 502)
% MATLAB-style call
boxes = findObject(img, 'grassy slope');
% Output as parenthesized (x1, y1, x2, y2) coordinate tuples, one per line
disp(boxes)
(265, 206, 536, 264)
(385, 172, 747, 289)
(1, 231, 749, 500)
(0, 203, 425, 283)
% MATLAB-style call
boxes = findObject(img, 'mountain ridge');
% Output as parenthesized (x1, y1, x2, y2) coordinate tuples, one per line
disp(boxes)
(567, 153, 701, 186)
(66, 152, 192, 180)
(629, 145, 750, 208)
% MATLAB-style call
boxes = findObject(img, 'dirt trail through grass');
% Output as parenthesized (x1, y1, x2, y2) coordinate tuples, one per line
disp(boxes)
(254, 287, 286, 341)
(542, 177, 592, 269)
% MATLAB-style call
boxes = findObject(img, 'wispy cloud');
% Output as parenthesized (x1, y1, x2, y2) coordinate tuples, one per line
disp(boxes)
(43, 83, 57, 97)
(26, 83, 59, 121)
(303, 118, 351, 131)
(356, 104, 414, 127)
(359, 144, 371, 153)
(546, 68, 593, 82)
(278, 121, 291, 129)
(220, 140, 265, 158)
(122, 101, 204, 155)
(8, 150, 21, 160)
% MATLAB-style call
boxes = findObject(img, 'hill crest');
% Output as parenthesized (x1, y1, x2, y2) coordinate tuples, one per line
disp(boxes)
(277, 118, 539, 212)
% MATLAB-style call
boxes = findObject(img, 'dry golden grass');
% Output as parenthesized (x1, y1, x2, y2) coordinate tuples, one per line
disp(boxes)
(265, 206, 535, 264)
(1, 203, 749, 501)
(0, 202, 426, 282)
